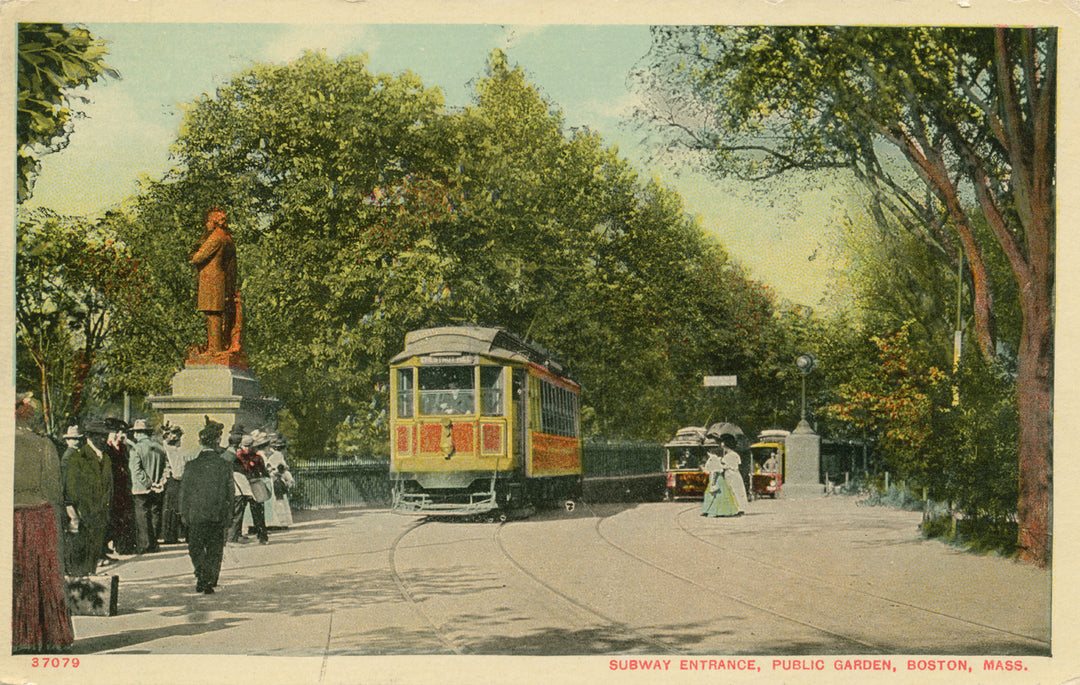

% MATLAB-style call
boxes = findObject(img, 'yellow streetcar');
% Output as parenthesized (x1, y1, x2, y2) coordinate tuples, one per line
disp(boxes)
(388, 326, 582, 517)
(749, 429, 789, 499)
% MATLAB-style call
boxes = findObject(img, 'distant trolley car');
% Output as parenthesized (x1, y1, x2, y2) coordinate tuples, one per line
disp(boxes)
(749, 429, 789, 499)
(389, 326, 582, 517)
(663, 426, 710, 500)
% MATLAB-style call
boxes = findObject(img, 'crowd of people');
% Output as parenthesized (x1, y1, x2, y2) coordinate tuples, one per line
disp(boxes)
(12, 395, 295, 652)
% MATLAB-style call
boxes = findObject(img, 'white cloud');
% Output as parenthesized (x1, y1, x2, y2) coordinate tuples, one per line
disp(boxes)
(259, 25, 376, 65)
(582, 90, 644, 122)
(27, 85, 178, 217)
(499, 24, 547, 51)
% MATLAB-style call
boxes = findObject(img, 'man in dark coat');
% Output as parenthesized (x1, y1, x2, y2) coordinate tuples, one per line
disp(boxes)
(103, 417, 137, 558)
(180, 417, 233, 594)
(60, 419, 113, 576)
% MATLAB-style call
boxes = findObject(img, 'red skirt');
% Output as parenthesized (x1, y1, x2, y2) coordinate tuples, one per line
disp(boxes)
(13, 503, 74, 652)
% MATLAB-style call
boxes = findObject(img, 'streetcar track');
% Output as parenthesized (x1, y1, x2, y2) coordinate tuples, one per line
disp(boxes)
(671, 503, 1050, 650)
(128, 530, 476, 584)
(388, 518, 467, 655)
(582, 501, 887, 653)
(492, 520, 685, 655)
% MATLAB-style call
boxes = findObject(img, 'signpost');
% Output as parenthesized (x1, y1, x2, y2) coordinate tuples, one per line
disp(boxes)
(703, 375, 737, 425)
(703, 375, 737, 387)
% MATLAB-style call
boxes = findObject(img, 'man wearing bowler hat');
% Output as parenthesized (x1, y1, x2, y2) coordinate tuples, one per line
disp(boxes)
(103, 417, 137, 558)
(60, 419, 113, 575)
(181, 417, 233, 594)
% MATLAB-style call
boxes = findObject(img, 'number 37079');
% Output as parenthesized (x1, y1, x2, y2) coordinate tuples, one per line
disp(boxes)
(31, 657, 80, 667)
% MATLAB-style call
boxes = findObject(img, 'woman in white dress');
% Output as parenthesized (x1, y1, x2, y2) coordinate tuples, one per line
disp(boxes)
(719, 434, 748, 514)
(261, 435, 294, 527)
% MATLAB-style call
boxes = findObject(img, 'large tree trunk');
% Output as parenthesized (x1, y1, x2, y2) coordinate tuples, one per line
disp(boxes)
(1016, 281, 1053, 566)
(1013, 151, 1054, 568)
(993, 27, 1055, 567)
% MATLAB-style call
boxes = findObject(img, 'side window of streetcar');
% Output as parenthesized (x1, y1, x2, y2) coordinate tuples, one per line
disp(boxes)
(397, 368, 414, 418)
(480, 366, 505, 416)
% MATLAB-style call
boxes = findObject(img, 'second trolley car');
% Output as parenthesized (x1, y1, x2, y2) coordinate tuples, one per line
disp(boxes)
(749, 429, 789, 499)
(389, 325, 582, 516)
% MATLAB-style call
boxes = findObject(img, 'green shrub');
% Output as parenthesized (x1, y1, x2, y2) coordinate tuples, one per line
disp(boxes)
(920, 513, 1019, 558)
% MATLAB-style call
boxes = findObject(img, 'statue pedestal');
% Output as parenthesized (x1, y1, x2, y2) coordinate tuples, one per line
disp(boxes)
(783, 419, 823, 499)
(148, 364, 280, 450)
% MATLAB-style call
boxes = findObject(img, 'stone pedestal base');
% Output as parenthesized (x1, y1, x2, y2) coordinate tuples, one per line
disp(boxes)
(780, 483, 827, 499)
(148, 364, 280, 452)
(784, 419, 821, 499)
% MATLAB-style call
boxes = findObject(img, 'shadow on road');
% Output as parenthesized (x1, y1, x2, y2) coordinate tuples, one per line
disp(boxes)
(70, 617, 243, 654)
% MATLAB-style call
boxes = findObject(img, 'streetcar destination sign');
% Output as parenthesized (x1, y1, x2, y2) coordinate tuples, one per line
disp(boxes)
(703, 375, 738, 387)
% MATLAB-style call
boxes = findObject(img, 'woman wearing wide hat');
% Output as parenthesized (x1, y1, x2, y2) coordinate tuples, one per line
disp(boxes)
(700, 437, 740, 517)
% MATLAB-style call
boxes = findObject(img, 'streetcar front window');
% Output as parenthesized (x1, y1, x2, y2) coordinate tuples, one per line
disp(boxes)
(480, 366, 505, 416)
(397, 368, 414, 418)
(419, 366, 475, 415)
(669, 448, 701, 470)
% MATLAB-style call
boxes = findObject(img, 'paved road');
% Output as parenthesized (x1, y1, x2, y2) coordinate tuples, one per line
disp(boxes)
(66, 495, 1049, 660)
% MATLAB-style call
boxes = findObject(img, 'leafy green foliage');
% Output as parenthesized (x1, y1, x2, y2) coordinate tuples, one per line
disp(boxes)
(16, 208, 149, 434)
(823, 323, 950, 487)
(821, 320, 1020, 553)
(944, 351, 1019, 523)
(17, 23, 117, 202)
(637, 24, 1052, 565)
(100, 49, 787, 459)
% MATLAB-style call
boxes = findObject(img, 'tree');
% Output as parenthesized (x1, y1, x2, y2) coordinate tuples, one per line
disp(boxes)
(16, 208, 149, 435)
(108, 51, 455, 459)
(823, 323, 951, 488)
(17, 23, 117, 202)
(454, 52, 787, 439)
(835, 206, 1021, 375)
(109, 48, 787, 459)
(636, 26, 1054, 566)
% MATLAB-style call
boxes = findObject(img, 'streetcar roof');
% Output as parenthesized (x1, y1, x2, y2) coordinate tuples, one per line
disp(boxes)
(390, 325, 572, 377)
(664, 426, 707, 448)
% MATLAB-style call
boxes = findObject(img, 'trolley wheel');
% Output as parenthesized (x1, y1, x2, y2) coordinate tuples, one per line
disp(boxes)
(564, 500, 576, 512)
(498, 512, 508, 523)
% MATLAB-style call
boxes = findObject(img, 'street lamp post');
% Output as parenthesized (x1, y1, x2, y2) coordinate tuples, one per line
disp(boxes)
(795, 353, 816, 428)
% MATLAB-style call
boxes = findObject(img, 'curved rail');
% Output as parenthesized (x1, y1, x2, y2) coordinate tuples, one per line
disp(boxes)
(387, 518, 467, 655)
(492, 521, 685, 655)
(669, 505, 1049, 651)
(585, 501, 887, 652)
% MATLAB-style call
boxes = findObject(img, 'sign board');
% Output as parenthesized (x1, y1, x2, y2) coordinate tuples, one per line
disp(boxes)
(419, 354, 478, 365)
(703, 375, 738, 387)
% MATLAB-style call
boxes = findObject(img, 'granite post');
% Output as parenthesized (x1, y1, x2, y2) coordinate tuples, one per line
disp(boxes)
(783, 419, 822, 499)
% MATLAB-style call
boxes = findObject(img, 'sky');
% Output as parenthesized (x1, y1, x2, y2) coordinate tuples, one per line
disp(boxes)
(24, 23, 848, 308)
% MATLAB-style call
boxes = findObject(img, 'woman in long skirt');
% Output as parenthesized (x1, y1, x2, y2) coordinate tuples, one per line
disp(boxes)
(719, 434, 749, 513)
(700, 440, 740, 517)
(13, 397, 74, 653)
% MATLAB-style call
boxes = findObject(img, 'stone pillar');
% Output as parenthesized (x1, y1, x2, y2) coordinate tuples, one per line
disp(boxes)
(148, 364, 280, 452)
(784, 419, 821, 499)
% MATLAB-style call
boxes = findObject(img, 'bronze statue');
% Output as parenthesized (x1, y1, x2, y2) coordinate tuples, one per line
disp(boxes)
(188, 208, 245, 366)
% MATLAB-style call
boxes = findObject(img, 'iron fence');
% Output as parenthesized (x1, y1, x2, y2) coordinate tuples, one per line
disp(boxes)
(288, 442, 666, 510)
(289, 458, 391, 510)
(582, 440, 664, 477)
